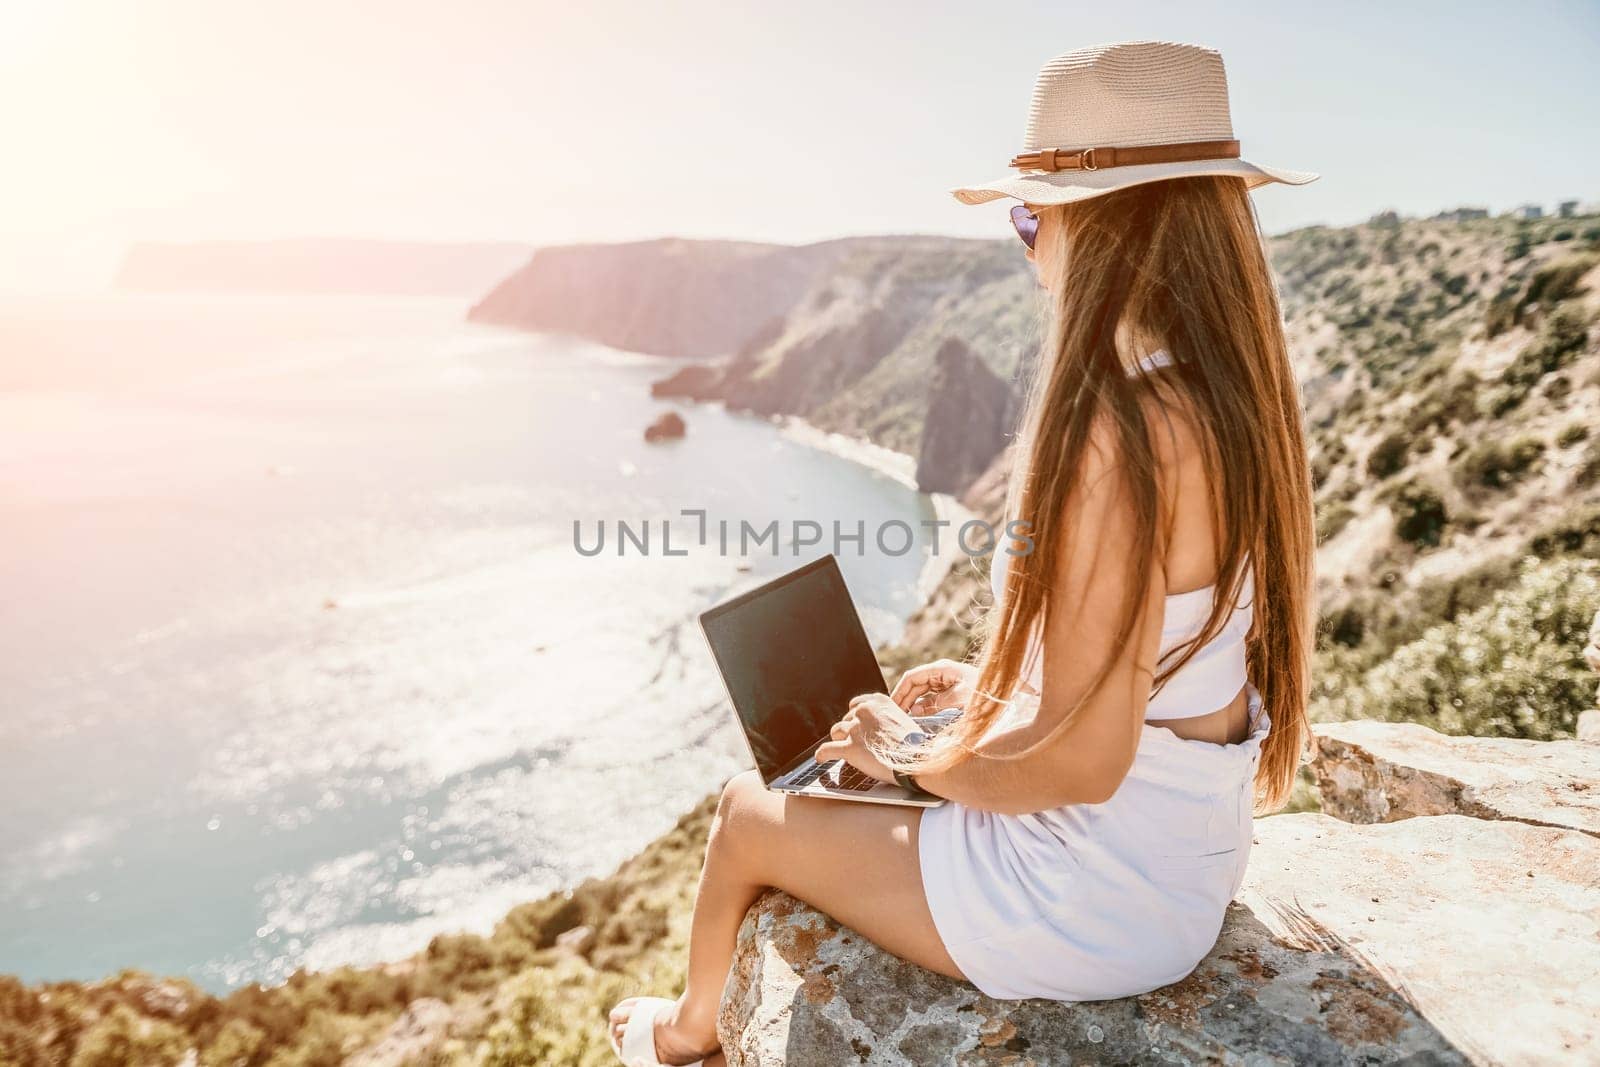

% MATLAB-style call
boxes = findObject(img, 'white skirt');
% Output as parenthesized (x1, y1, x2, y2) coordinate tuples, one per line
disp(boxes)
(917, 681, 1269, 1001)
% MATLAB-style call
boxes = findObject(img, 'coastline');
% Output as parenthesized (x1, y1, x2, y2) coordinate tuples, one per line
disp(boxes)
(773, 413, 919, 490)
(647, 379, 978, 645)
(764, 411, 976, 636)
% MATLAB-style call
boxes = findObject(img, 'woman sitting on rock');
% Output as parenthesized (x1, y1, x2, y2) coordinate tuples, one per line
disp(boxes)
(610, 39, 1319, 1067)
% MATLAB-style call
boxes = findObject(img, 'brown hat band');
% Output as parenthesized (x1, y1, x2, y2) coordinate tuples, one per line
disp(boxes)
(1009, 138, 1241, 172)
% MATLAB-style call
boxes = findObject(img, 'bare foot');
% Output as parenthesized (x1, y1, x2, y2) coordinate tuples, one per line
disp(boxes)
(608, 995, 721, 1066)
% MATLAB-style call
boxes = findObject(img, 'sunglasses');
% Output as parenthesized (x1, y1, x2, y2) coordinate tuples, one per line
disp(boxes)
(1009, 204, 1039, 250)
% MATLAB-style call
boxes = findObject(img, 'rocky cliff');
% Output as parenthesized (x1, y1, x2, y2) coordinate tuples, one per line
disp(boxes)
(716, 722, 1600, 1066)
(914, 337, 1017, 495)
(611, 214, 1600, 595)
(467, 237, 867, 360)
(648, 235, 1039, 490)
(1310, 720, 1599, 831)
(637, 213, 1600, 750)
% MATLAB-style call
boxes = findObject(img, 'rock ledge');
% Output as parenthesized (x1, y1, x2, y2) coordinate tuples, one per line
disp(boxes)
(717, 724, 1600, 1066)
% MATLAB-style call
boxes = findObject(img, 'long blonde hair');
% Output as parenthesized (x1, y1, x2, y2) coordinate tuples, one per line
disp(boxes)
(879, 175, 1315, 813)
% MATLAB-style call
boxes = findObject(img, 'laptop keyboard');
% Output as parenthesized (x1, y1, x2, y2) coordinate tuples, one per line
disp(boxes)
(784, 712, 964, 793)
(788, 758, 878, 792)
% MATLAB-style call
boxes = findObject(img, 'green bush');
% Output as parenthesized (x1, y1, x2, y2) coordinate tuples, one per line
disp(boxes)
(1525, 254, 1597, 304)
(1557, 422, 1589, 447)
(1576, 439, 1600, 489)
(1403, 369, 1480, 435)
(423, 934, 502, 993)
(1312, 556, 1600, 738)
(1505, 307, 1589, 384)
(258, 1010, 346, 1067)
(1412, 556, 1518, 631)
(1485, 285, 1521, 338)
(1431, 269, 1469, 296)
(1365, 431, 1410, 479)
(200, 1019, 266, 1067)
(1527, 503, 1600, 559)
(69, 1005, 187, 1067)
(1316, 499, 1356, 543)
(1453, 435, 1546, 490)
(1316, 556, 1520, 673)
(479, 954, 676, 1067)
(500, 890, 588, 951)
(1475, 382, 1520, 418)
(1479, 308, 1590, 416)
(1486, 254, 1596, 338)
(1380, 478, 1449, 547)
(1318, 602, 1366, 648)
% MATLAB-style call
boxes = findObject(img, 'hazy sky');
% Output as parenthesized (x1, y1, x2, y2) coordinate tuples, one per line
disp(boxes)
(3, 0, 1597, 289)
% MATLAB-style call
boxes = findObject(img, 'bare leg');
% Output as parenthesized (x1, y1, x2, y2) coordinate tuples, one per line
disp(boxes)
(609, 769, 964, 1063)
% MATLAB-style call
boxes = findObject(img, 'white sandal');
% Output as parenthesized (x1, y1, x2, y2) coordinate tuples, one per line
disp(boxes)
(608, 996, 705, 1067)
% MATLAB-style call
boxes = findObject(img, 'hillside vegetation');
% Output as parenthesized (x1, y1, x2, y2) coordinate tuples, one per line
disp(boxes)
(5, 211, 1599, 1066)
(1286, 214, 1600, 736)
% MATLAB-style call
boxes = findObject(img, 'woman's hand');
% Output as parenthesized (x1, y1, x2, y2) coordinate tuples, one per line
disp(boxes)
(890, 659, 978, 714)
(813, 693, 923, 783)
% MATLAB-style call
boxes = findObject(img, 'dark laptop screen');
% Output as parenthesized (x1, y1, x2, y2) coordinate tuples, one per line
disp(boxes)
(700, 556, 888, 782)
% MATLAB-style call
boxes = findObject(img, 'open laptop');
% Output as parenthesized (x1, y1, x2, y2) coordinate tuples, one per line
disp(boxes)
(699, 554, 950, 808)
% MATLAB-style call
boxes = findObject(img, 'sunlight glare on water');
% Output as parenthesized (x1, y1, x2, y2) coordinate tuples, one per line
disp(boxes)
(0, 292, 943, 990)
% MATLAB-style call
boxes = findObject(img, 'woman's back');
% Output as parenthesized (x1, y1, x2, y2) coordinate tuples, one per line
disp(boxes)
(992, 348, 1257, 744)
(989, 542, 1254, 730)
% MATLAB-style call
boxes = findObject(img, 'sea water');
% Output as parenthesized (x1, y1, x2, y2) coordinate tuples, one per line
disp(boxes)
(0, 292, 944, 990)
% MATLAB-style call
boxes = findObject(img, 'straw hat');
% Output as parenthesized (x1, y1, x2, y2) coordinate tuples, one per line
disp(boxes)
(951, 40, 1318, 206)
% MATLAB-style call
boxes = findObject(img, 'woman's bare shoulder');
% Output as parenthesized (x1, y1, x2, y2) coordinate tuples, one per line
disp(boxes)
(1080, 387, 1208, 490)
(1150, 395, 1209, 480)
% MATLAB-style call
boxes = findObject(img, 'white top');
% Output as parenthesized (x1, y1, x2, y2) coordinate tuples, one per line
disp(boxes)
(916, 343, 1271, 1003)
(990, 348, 1253, 720)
